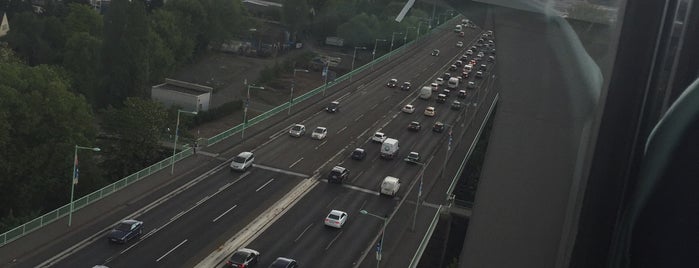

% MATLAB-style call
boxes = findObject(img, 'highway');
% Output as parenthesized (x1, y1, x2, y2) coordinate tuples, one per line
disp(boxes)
(25, 17, 496, 268)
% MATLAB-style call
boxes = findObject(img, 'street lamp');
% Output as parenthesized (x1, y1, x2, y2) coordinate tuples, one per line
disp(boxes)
(388, 32, 404, 60)
(411, 162, 427, 231)
(417, 21, 427, 38)
(69, 145, 100, 227)
(404, 27, 415, 44)
(288, 68, 309, 115)
(350, 46, 366, 82)
(372, 39, 387, 69)
(361, 209, 388, 268)
(171, 109, 198, 174)
(242, 84, 265, 140)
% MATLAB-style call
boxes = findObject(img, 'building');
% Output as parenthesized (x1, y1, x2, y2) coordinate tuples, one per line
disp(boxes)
(151, 78, 212, 112)
(0, 13, 9, 38)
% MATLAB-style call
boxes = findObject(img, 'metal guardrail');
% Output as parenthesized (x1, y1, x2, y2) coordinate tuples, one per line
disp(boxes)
(409, 205, 443, 268)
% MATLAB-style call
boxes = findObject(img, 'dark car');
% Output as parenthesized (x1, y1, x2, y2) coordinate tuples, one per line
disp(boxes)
(451, 100, 462, 110)
(408, 121, 421, 131)
(400, 82, 411, 91)
(442, 73, 451, 80)
(458, 90, 467, 98)
(269, 257, 298, 268)
(404, 152, 421, 164)
(433, 122, 445, 133)
(328, 166, 349, 183)
(226, 248, 260, 268)
(326, 101, 339, 113)
(107, 219, 143, 244)
(386, 78, 398, 87)
(449, 64, 457, 71)
(479, 64, 487, 71)
(351, 148, 366, 160)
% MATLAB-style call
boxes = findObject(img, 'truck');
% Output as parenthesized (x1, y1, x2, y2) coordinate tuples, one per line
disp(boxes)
(325, 36, 345, 47)
(380, 176, 401, 197)
(447, 77, 459, 89)
(380, 138, 399, 159)
(419, 86, 432, 100)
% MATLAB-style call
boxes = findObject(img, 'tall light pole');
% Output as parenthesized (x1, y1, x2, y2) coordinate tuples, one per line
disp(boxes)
(371, 38, 387, 69)
(404, 27, 415, 44)
(411, 162, 427, 231)
(242, 84, 265, 140)
(69, 145, 100, 227)
(288, 68, 309, 114)
(350, 46, 366, 82)
(360, 209, 388, 268)
(388, 32, 404, 60)
(417, 21, 427, 38)
(171, 109, 198, 174)
(439, 124, 454, 179)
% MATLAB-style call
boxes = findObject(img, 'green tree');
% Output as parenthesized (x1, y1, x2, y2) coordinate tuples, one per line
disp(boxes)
(337, 13, 381, 46)
(3, 12, 53, 65)
(150, 9, 195, 64)
(64, 32, 102, 104)
(282, 0, 310, 39)
(64, 3, 103, 37)
(165, 0, 207, 52)
(101, 97, 168, 179)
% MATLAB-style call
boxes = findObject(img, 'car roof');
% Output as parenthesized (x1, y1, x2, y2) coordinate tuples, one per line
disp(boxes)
(315, 126, 327, 130)
(238, 151, 253, 158)
(331, 166, 346, 172)
(329, 209, 346, 215)
(411, 121, 420, 124)
(405, 104, 413, 107)
(354, 148, 365, 152)
(122, 219, 142, 225)
(331, 101, 339, 104)
(375, 131, 385, 135)
(236, 248, 260, 255)
(409, 151, 419, 155)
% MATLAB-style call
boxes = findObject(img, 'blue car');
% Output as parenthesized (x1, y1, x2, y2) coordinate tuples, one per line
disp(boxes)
(107, 219, 143, 244)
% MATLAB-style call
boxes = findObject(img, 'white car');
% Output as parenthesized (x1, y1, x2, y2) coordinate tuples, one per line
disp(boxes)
(456, 41, 464, 47)
(324, 210, 348, 228)
(424, 106, 436, 117)
(465, 49, 473, 55)
(467, 81, 476, 89)
(230, 152, 254, 171)
(402, 104, 415, 114)
(435, 77, 445, 85)
(289, 124, 305, 137)
(477, 51, 485, 58)
(371, 132, 387, 143)
(430, 83, 439, 92)
(311, 127, 328, 140)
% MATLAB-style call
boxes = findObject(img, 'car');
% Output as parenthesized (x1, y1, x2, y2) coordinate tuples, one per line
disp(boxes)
(386, 78, 398, 88)
(471, 45, 477, 50)
(372, 132, 387, 143)
(269, 257, 298, 268)
(462, 71, 469, 79)
(324, 210, 348, 228)
(433, 122, 445, 133)
(486, 30, 493, 35)
(451, 100, 462, 110)
(328, 166, 349, 183)
(467, 81, 476, 89)
(442, 73, 451, 80)
(226, 248, 260, 268)
(400, 81, 411, 91)
(465, 49, 473, 55)
(402, 104, 415, 114)
(456, 41, 464, 47)
(404, 151, 421, 164)
(479, 64, 488, 71)
(460, 54, 469, 61)
(107, 219, 143, 244)
(458, 90, 467, 98)
(430, 83, 439, 92)
(231, 152, 255, 171)
(351, 148, 366, 160)
(488, 55, 495, 62)
(449, 64, 457, 71)
(311, 127, 328, 140)
(488, 39, 495, 44)
(431, 49, 440, 56)
(326, 101, 339, 112)
(477, 51, 485, 58)
(442, 89, 451, 96)
(435, 77, 445, 85)
(455, 60, 463, 67)
(424, 106, 436, 117)
(459, 31, 465, 37)
(436, 93, 447, 103)
(408, 121, 421, 131)
(490, 48, 496, 55)
(289, 124, 306, 137)
(476, 71, 484, 78)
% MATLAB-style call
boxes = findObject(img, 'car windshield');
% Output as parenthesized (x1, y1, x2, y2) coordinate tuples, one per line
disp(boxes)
(291, 125, 302, 131)
(229, 251, 248, 263)
(328, 103, 338, 108)
(314, 128, 324, 133)
(115, 223, 131, 232)
(233, 156, 246, 163)
(328, 214, 340, 220)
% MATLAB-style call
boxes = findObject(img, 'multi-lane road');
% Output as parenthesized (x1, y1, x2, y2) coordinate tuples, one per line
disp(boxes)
(17, 17, 497, 268)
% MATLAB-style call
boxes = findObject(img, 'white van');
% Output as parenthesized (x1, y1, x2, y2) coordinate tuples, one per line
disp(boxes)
(380, 176, 401, 197)
(447, 77, 459, 89)
(230, 152, 254, 171)
(380, 138, 399, 159)
(464, 64, 473, 73)
(419, 86, 432, 100)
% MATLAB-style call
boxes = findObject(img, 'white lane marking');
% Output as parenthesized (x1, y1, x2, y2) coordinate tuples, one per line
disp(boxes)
(370, 103, 378, 110)
(156, 239, 188, 262)
(337, 126, 348, 134)
(196, 195, 212, 205)
(383, 96, 390, 101)
(213, 205, 238, 223)
(341, 183, 381, 196)
(351, 170, 365, 183)
(256, 178, 275, 192)
(253, 164, 309, 178)
(315, 140, 328, 150)
(357, 128, 369, 140)
(294, 223, 313, 242)
(289, 157, 303, 168)
(354, 114, 364, 122)
(325, 230, 343, 250)
(326, 196, 339, 209)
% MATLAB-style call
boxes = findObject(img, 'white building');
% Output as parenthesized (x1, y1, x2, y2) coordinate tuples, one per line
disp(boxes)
(0, 13, 9, 38)
(151, 78, 212, 112)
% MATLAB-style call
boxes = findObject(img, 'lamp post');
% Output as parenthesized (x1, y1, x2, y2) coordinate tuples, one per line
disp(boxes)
(360, 209, 388, 268)
(388, 32, 404, 60)
(411, 162, 427, 231)
(417, 21, 427, 38)
(288, 68, 309, 115)
(69, 145, 100, 227)
(350, 46, 366, 82)
(404, 27, 415, 44)
(171, 109, 198, 174)
(371, 39, 387, 69)
(242, 84, 265, 140)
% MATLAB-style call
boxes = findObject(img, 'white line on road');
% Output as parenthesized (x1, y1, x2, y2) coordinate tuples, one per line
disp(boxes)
(370, 103, 378, 110)
(253, 164, 309, 177)
(294, 223, 314, 242)
(256, 178, 275, 192)
(289, 157, 303, 168)
(326, 196, 339, 209)
(156, 239, 188, 262)
(213, 205, 238, 222)
(325, 230, 343, 250)
(337, 126, 348, 134)
(196, 195, 211, 205)
(354, 114, 364, 122)
(315, 140, 328, 150)
(357, 128, 370, 140)
(383, 96, 390, 101)
(340, 183, 380, 196)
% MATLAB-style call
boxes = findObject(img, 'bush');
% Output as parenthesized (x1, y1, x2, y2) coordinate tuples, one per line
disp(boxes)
(192, 100, 243, 126)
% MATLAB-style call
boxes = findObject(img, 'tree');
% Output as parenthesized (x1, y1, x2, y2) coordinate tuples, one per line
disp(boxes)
(150, 9, 195, 64)
(100, 98, 169, 179)
(64, 3, 103, 37)
(3, 12, 53, 65)
(282, 0, 310, 39)
(337, 13, 381, 46)
(64, 32, 102, 104)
